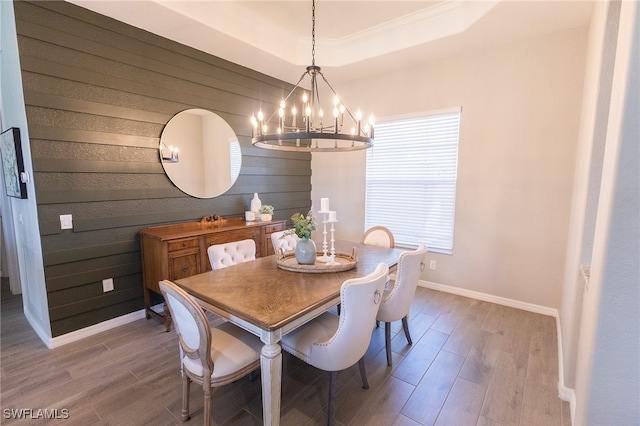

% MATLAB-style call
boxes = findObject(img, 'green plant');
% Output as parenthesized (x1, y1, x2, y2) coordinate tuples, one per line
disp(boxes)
(260, 205, 274, 215)
(290, 209, 316, 239)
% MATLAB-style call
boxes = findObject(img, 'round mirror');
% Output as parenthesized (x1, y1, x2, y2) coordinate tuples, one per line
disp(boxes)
(160, 109, 242, 198)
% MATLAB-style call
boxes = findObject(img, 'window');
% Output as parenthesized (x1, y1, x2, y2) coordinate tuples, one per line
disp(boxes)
(365, 108, 460, 254)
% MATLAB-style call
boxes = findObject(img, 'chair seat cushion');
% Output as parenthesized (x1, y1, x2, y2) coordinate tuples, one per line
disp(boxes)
(280, 311, 339, 367)
(183, 321, 262, 380)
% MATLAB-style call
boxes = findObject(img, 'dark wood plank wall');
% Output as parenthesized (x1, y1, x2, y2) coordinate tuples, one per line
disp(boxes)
(14, 0, 311, 337)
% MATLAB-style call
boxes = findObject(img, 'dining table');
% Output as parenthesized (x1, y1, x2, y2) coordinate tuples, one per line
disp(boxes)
(174, 240, 404, 426)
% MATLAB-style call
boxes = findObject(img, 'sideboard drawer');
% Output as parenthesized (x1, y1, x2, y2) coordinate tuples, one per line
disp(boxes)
(263, 223, 286, 234)
(168, 238, 199, 252)
(204, 228, 260, 247)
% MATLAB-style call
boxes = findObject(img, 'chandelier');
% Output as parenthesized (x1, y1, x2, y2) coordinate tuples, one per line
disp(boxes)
(251, 0, 374, 152)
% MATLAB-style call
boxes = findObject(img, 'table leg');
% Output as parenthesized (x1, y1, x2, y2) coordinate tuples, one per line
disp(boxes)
(260, 342, 282, 426)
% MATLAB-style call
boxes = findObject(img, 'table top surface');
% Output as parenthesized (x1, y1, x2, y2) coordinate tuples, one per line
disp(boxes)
(175, 241, 403, 331)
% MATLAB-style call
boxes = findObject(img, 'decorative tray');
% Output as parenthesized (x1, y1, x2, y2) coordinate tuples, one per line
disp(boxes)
(276, 248, 357, 273)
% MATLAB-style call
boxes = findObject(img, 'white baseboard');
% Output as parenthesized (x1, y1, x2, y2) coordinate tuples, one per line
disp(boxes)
(419, 279, 575, 425)
(418, 280, 557, 317)
(49, 308, 148, 348)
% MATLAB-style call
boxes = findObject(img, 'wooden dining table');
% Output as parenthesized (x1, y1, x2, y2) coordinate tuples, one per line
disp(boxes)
(174, 240, 404, 426)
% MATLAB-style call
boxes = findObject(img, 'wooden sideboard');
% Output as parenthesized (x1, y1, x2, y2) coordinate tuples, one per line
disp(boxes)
(139, 215, 287, 329)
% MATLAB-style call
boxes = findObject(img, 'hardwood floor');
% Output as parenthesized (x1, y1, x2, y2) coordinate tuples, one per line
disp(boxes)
(1, 280, 570, 425)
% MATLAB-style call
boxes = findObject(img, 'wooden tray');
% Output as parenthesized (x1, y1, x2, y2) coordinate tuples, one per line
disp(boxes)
(276, 249, 357, 273)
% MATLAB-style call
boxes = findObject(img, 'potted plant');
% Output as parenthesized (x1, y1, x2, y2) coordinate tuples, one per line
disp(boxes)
(259, 205, 274, 222)
(290, 209, 317, 264)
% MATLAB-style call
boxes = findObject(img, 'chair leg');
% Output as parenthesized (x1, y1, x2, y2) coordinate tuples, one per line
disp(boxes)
(336, 303, 341, 315)
(181, 374, 191, 421)
(328, 371, 337, 426)
(203, 386, 213, 426)
(385, 322, 392, 366)
(401, 315, 412, 345)
(357, 357, 369, 389)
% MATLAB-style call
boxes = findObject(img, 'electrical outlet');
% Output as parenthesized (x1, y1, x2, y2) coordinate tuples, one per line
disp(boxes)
(102, 278, 114, 292)
(429, 260, 437, 270)
(60, 214, 73, 230)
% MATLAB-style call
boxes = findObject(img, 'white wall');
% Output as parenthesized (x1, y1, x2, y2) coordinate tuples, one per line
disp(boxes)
(558, 0, 615, 400)
(574, 1, 639, 423)
(0, 1, 51, 343)
(312, 26, 587, 310)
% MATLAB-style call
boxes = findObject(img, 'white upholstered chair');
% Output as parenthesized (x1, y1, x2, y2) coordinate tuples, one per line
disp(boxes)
(207, 239, 256, 270)
(159, 280, 262, 424)
(376, 244, 427, 366)
(270, 230, 300, 257)
(361, 226, 395, 248)
(280, 263, 389, 426)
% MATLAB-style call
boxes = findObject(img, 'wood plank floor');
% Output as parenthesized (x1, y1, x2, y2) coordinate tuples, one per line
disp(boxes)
(1, 280, 571, 425)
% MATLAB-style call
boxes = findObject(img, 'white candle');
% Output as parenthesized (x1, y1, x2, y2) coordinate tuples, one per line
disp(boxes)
(321, 198, 330, 212)
(329, 210, 337, 221)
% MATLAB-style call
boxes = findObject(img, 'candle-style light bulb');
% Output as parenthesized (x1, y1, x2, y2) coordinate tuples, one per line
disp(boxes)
(257, 110, 263, 121)
(302, 92, 308, 104)
(369, 114, 375, 138)
(292, 106, 297, 128)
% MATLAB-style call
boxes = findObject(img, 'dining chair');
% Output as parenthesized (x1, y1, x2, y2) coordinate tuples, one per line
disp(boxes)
(280, 263, 389, 426)
(361, 226, 395, 248)
(376, 244, 427, 366)
(159, 280, 262, 425)
(207, 239, 256, 270)
(270, 230, 300, 257)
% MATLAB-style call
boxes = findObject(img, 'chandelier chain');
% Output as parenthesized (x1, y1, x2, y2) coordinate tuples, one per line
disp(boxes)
(311, 0, 316, 66)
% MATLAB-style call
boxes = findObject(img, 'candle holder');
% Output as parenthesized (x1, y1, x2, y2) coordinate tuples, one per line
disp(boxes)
(326, 217, 339, 265)
(318, 210, 331, 262)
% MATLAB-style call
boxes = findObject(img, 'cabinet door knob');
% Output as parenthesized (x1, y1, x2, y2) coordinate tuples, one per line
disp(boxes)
(182, 266, 188, 272)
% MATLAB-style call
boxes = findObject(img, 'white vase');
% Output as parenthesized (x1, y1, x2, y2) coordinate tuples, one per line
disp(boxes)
(250, 193, 261, 213)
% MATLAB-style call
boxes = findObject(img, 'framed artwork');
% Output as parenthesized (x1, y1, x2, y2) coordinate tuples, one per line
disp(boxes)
(0, 127, 28, 199)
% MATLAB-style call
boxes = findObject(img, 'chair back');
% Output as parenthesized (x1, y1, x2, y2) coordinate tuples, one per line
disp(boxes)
(361, 226, 395, 248)
(159, 280, 213, 378)
(377, 244, 427, 322)
(311, 263, 388, 372)
(270, 230, 300, 257)
(208, 239, 256, 270)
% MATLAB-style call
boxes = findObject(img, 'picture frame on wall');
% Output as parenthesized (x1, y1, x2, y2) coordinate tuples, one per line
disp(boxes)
(0, 127, 28, 199)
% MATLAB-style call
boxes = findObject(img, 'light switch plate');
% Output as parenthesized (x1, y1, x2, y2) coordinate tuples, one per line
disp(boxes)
(102, 278, 114, 292)
(60, 214, 73, 230)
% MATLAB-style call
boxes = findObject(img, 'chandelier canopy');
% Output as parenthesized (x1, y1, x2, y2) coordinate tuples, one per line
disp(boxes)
(251, 0, 374, 152)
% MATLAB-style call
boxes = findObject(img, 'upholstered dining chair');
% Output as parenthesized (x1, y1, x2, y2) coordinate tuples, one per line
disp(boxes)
(280, 263, 389, 426)
(376, 244, 427, 366)
(361, 226, 395, 248)
(270, 230, 300, 257)
(207, 239, 256, 270)
(159, 280, 262, 425)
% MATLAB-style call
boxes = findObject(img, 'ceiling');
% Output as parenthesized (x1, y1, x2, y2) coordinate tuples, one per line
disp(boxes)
(66, 1, 594, 85)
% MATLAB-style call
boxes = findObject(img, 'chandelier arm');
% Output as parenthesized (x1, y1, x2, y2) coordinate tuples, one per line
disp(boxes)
(265, 71, 308, 123)
(318, 71, 358, 123)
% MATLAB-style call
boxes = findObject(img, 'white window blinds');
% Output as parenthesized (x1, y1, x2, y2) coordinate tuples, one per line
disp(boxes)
(365, 108, 460, 253)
